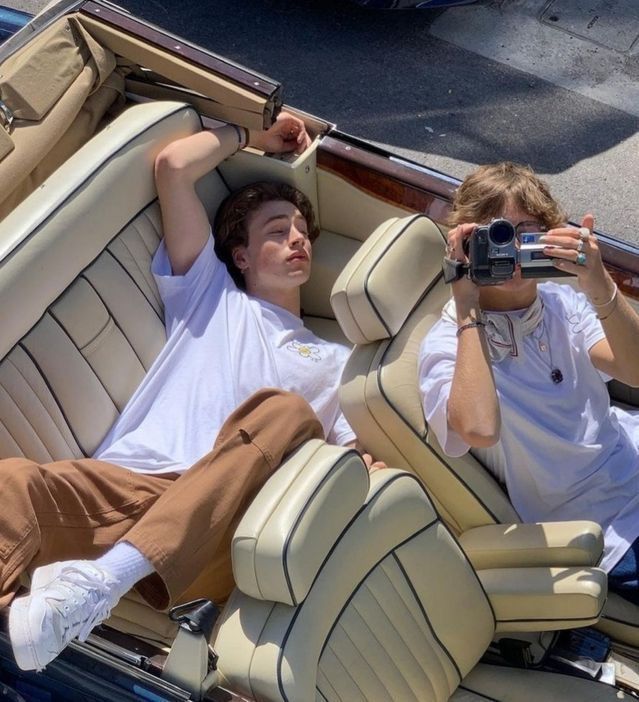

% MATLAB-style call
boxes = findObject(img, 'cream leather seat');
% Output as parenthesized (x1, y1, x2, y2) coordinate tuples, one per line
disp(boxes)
(329, 213, 639, 646)
(213, 439, 621, 701)
(0, 95, 368, 647)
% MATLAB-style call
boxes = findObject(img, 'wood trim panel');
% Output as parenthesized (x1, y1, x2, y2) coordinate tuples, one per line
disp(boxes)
(319, 135, 639, 301)
(318, 135, 455, 225)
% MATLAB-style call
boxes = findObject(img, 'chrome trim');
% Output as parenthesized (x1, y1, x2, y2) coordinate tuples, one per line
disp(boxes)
(68, 637, 192, 700)
(0, 99, 14, 133)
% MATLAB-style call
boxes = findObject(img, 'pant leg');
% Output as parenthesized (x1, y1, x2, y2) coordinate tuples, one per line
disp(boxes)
(608, 539, 639, 606)
(0, 458, 173, 609)
(125, 388, 324, 610)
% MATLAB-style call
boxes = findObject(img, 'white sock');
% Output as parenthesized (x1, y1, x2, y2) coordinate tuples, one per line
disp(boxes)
(95, 542, 155, 599)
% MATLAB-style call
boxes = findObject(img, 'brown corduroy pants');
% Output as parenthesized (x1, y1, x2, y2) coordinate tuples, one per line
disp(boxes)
(0, 389, 323, 611)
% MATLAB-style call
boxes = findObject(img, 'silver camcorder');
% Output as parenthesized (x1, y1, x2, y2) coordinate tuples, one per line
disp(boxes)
(518, 232, 566, 278)
(442, 219, 573, 286)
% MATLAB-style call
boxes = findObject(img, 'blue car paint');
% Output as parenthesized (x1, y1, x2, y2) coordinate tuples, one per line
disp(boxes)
(0, 6, 32, 43)
(353, 0, 475, 6)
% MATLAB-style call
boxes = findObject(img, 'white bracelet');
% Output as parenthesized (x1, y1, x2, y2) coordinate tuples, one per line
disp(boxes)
(589, 282, 618, 309)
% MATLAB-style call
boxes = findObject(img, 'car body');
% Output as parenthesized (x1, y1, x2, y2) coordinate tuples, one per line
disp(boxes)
(0, 5, 31, 43)
(351, 0, 476, 7)
(0, 1, 639, 700)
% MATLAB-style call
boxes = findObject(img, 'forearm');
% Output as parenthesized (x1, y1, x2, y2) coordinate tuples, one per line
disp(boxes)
(447, 301, 501, 447)
(154, 126, 242, 275)
(592, 277, 639, 386)
(155, 126, 241, 187)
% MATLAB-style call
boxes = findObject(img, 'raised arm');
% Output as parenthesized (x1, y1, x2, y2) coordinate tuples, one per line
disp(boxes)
(445, 224, 501, 448)
(154, 113, 311, 275)
(544, 214, 639, 387)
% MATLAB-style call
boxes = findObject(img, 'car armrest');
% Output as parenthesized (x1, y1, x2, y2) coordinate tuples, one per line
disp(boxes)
(459, 521, 603, 570)
(478, 566, 607, 632)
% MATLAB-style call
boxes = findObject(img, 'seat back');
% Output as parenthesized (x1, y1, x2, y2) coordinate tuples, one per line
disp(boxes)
(0, 100, 211, 462)
(329, 216, 639, 647)
(331, 214, 518, 535)
(0, 96, 409, 645)
(215, 440, 495, 702)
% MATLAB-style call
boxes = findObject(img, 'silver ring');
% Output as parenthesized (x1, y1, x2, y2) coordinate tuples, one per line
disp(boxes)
(577, 239, 584, 253)
(576, 252, 587, 266)
(578, 227, 590, 242)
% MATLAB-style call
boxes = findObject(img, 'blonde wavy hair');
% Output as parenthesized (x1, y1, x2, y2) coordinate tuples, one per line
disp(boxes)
(449, 162, 566, 230)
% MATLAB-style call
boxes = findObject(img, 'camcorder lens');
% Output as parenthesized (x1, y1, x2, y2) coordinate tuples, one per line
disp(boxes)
(488, 219, 515, 246)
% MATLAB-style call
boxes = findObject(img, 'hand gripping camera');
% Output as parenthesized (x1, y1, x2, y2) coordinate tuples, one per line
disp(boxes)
(442, 218, 572, 286)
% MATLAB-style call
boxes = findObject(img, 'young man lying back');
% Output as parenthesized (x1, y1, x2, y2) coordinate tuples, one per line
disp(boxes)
(2, 112, 383, 672)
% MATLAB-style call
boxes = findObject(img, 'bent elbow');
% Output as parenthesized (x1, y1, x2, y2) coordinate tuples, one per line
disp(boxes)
(154, 145, 189, 182)
(465, 429, 500, 448)
(448, 408, 500, 448)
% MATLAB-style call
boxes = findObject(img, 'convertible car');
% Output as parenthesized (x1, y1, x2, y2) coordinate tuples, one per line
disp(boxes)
(1, 1, 639, 700)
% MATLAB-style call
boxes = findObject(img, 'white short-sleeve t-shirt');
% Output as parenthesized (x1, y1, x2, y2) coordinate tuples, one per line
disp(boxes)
(418, 282, 639, 571)
(94, 235, 355, 474)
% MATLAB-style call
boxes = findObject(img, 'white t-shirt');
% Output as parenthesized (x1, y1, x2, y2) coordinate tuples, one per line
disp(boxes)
(94, 235, 355, 474)
(418, 282, 639, 572)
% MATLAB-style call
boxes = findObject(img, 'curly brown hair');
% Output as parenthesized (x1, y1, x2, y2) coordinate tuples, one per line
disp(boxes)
(449, 162, 567, 231)
(213, 181, 320, 289)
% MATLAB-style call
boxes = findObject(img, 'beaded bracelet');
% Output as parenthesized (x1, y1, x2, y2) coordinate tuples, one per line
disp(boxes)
(456, 321, 486, 337)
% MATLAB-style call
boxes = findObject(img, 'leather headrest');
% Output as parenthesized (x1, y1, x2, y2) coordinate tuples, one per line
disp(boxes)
(331, 214, 446, 345)
(232, 439, 369, 605)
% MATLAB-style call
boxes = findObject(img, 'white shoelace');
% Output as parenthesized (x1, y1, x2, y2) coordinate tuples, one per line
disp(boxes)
(46, 565, 117, 644)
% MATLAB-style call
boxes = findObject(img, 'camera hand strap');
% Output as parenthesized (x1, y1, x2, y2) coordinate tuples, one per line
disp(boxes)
(442, 256, 468, 284)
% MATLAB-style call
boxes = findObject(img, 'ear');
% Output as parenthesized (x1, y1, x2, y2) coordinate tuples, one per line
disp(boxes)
(232, 245, 248, 271)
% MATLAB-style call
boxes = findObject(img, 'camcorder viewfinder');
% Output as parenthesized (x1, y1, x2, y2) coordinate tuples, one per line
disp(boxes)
(442, 218, 573, 286)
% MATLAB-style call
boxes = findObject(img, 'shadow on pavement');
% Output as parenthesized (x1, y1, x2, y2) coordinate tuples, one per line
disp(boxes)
(120, 0, 638, 174)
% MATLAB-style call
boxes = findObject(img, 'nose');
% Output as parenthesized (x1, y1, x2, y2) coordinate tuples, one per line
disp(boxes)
(289, 226, 305, 247)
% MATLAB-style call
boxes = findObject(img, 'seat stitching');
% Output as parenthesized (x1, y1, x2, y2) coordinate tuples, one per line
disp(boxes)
(327, 634, 377, 700)
(16, 342, 86, 456)
(0, 380, 52, 461)
(46, 310, 120, 411)
(362, 567, 442, 698)
(315, 668, 340, 702)
(378, 558, 432, 641)
(79, 274, 148, 373)
(105, 247, 163, 322)
(139, 210, 162, 257)
(351, 581, 427, 702)
(392, 551, 463, 682)
(118, 220, 162, 309)
(456, 683, 498, 701)
(6, 355, 79, 457)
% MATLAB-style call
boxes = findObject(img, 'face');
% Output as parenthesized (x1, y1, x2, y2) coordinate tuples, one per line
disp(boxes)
(232, 200, 312, 294)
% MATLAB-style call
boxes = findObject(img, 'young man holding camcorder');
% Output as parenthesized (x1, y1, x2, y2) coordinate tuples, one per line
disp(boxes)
(419, 160, 639, 605)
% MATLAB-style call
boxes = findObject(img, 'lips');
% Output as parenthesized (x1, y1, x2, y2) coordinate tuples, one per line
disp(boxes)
(287, 252, 308, 262)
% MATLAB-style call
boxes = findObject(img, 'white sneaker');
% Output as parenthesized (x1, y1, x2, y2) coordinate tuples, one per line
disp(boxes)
(9, 561, 119, 672)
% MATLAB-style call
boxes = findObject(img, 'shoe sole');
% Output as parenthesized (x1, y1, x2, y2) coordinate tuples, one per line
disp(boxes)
(9, 596, 43, 671)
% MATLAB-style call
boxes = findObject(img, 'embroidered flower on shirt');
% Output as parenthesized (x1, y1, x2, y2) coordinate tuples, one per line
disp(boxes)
(287, 340, 322, 362)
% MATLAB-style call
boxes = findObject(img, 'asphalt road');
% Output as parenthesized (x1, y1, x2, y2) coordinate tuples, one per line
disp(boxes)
(5, 0, 639, 243)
